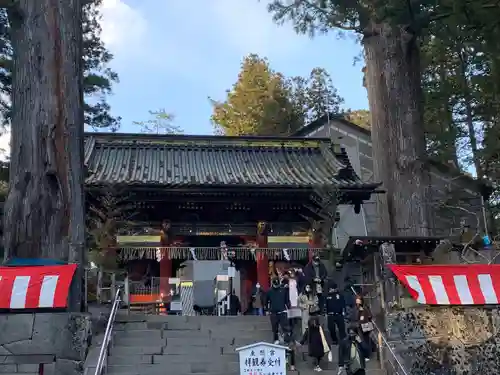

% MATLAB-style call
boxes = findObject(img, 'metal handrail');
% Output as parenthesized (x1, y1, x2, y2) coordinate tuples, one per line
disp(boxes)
(94, 287, 122, 375)
(350, 287, 409, 375)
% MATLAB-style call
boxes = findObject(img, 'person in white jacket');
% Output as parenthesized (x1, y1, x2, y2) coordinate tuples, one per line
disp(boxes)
(286, 270, 301, 338)
(299, 284, 320, 334)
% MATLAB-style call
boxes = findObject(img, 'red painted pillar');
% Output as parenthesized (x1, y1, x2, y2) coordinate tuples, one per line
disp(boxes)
(308, 226, 321, 261)
(159, 220, 172, 297)
(256, 221, 270, 291)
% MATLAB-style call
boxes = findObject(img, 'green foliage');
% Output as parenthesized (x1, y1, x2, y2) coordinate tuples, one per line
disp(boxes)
(0, 160, 8, 202)
(345, 109, 370, 129)
(418, 4, 500, 224)
(87, 186, 137, 270)
(0, 0, 120, 130)
(304, 67, 344, 121)
(211, 54, 344, 135)
(211, 54, 298, 136)
(421, 34, 462, 167)
(266, 0, 500, 239)
(133, 109, 182, 135)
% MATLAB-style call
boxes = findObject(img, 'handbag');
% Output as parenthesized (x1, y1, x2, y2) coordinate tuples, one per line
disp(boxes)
(287, 307, 301, 319)
(361, 321, 374, 332)
(319, 326, 330, 354)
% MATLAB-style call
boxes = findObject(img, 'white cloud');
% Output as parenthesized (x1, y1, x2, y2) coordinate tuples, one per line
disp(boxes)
(98, 0, 148, 57)
(0, 126, 10, 161)
(209, 0, 304, 58)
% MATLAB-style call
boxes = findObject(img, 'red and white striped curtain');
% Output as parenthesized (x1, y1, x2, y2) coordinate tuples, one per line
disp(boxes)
(389, 264, 500, 305)
(0, 264, 77, 309)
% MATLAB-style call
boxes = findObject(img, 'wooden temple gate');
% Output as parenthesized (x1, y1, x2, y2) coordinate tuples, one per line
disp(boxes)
(84, 132, 380, 312)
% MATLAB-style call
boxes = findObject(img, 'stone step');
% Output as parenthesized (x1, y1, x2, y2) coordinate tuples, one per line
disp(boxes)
(117, 314, 269, 325)
(107, 355, 154, 365)
(152, 355, 239, 369)
(113, 337, 166, 347)
(115, 321, 167, 331)
(162, 345, 223, 355)
(92, 364, 237, 375)
(152, 354, 237, 364)
(161, 329, 269, 341)
(165, 337, 233, 347)
(0, 368, 39, 374)
(162, 329, 203, 338)
(110, 346, 163, 356)
(163, 336, 270, 348)
(208, 329, 271, 338)
(0, 364, 40, 373)
(114, 329, 164, 340)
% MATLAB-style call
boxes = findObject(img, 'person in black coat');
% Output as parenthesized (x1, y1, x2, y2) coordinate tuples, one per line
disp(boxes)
(266, 277, 291, 343)
(349, 296, 375, 358)
(219, 290, 241, 316)
(296, 268, 306, 292)
(303, 255, 328, 310)
(338, 324, 370, 375)
(299, 316, 331, 372)
(325, 282, 346, 345)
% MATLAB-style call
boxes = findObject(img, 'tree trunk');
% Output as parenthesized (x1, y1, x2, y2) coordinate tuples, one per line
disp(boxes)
(363, 24, 433, 237)
(3, 0, 85, 311)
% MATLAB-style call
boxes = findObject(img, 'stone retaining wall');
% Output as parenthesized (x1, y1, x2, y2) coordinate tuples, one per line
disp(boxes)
(386, 307, 500, 374)
(0, 313, 91, 375)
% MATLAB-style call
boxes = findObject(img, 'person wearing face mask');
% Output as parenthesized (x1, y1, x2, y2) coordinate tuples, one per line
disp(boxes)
(286, 270, 301, 338)
(338, 324, 369, 375)
(298, 284, 320, 334)
(325, 282, 346, 345)
(303, 255, 328, 311)
(298, 316, 332, 372)
(252, 282, 266, 316)
(350, 296, 374, 359)
(266, 277, 291, 344)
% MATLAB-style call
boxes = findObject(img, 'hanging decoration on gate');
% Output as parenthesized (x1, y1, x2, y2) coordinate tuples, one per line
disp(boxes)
(189, 247, 198, 261)
(118, 246, 323, 261)
(249, 246, 256, 260)
(220, 241, 228, 260)
(282, 248, 290, 261)
(389, 264, 500, 305)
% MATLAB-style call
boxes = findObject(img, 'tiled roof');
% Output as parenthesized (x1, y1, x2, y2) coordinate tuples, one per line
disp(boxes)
(84, 133, 379, 190)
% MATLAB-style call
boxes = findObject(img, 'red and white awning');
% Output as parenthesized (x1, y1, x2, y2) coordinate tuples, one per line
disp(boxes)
(389, 264, 500, 305)
(0, 264, 77, 309)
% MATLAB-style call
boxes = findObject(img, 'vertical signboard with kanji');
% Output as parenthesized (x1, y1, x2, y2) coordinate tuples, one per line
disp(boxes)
(236, 342, 287, 375)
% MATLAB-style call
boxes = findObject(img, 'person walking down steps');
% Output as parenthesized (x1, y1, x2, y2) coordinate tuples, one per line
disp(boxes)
(266, 277, 290, 344)
(299, 284, 320, 334)
(325, 282, 346, 345)
(286, 270, 301, 339)
(251, 283, 266, 316)
(338, 324, 370, 375)
(299, 316, 331, 372)
(350, 295, 375, 359)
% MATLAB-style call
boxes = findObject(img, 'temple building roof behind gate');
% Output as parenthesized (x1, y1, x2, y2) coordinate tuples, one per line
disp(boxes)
(84, 132, 381, 192)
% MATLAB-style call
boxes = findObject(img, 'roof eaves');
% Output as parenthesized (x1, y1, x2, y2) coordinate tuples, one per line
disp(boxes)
(84, 131, 333, 144)
(295, 115, 479, 188)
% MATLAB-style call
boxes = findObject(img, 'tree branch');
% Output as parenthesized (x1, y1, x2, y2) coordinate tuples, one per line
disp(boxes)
(301, 1, 362, 32)
(419, 1, 500, 29)
(0, 0, 18, 7)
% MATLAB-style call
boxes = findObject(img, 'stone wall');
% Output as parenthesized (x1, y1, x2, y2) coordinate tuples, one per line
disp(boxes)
(386, 306, 500, 374)
(0, 313, 91, 375)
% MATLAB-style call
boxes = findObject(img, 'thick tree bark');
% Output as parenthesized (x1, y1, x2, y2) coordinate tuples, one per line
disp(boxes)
(363, 24, 433, 237)
(3, 0, 85, 310)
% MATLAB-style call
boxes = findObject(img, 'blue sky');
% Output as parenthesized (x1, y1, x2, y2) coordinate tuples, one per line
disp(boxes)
(98, 0, 368, 135)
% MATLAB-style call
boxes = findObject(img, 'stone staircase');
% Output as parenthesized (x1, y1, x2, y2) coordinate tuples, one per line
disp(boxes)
(85, 314, 386, 375)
